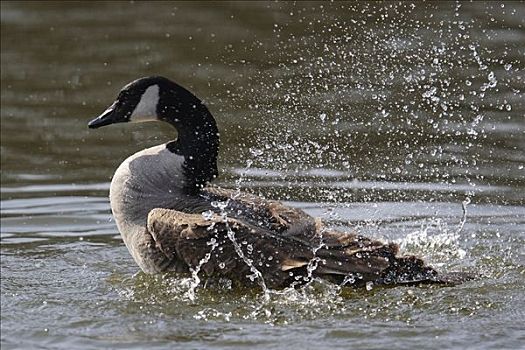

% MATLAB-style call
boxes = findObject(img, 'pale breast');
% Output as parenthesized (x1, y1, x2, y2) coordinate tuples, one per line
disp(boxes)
(109, 143, 187, 239)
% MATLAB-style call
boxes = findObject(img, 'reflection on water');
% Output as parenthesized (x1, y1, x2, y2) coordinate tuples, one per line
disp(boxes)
(1, 1, 524, 350)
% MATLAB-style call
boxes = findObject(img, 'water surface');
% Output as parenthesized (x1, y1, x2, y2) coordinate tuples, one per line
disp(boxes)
(1, 2, 524, 349)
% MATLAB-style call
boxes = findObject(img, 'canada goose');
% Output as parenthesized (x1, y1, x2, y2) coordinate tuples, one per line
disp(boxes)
(88, 76, 469, 289)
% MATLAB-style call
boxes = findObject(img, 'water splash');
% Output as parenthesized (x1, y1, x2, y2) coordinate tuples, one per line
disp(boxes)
(184, 234, 219, 302)
(298, 231, 326, 288)
(455, 197, 471, 237)
(398, 198, 471, 264)
(183, 155, 273, 302)
(219, 1, 523, 206)
(209, 199, 270, 301)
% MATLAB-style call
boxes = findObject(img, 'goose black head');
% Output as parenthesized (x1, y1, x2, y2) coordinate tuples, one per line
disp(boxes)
(89, 76, 161, 128)
(88, 76, 213, 129)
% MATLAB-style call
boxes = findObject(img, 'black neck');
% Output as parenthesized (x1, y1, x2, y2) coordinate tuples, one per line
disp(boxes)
(162, 98, 220, 194)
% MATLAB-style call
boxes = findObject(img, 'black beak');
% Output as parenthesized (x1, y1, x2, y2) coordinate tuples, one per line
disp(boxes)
(88, 104, 118, 129)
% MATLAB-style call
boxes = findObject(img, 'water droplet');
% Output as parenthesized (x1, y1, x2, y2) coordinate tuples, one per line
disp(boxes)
(366, 281, 374, 291)
(422, 87, 437, 98)
(202, 210, 214, 220)
(249, 147, 263, 157)
(211, 201, 228, 211)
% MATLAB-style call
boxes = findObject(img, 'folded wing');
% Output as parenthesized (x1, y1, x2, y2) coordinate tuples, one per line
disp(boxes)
(146, 202, 452, 288)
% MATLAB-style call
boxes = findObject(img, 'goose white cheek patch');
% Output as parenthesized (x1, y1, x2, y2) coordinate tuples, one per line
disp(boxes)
(129, 84, 160, 122)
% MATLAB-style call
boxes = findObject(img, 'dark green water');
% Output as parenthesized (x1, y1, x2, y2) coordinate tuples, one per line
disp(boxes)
(1, 2, 524, 349)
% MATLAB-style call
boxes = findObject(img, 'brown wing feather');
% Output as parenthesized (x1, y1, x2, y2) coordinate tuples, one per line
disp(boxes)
(147, 187, 464, 287)
(147, 208, 317, 288)
(147, 205, 442, 288)
(201, 186, 313, 232)
(205, 185, 389, 255)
